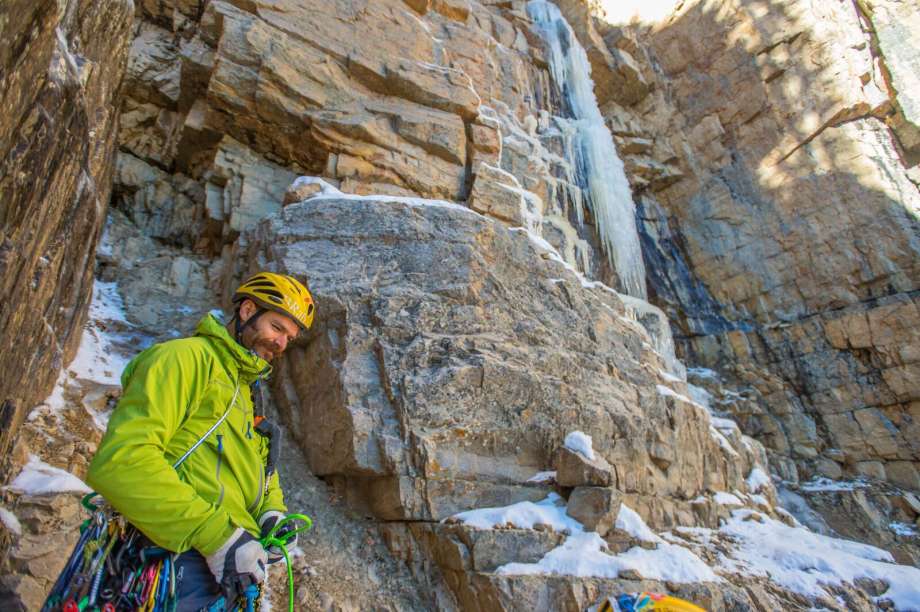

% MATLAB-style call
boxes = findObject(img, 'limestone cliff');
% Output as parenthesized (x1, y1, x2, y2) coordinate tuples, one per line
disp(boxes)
(559, 0, 920, 558)
(0, 0, 134, 481)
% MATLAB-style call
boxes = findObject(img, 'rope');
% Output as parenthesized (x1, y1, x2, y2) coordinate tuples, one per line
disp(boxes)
(258, 513, 313, 612)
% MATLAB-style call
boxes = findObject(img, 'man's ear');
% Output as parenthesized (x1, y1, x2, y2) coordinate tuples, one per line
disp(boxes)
(238, 298, 257, 322)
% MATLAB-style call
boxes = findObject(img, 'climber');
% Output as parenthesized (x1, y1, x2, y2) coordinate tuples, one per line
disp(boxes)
(85, 272, 315, 611)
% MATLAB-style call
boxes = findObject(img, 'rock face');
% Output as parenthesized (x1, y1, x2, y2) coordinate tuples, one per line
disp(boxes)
(236, 195, 755, 520)
(233, 192, 777, 608)
(0, 0, 134, 482)
(554, 0, 920, 507)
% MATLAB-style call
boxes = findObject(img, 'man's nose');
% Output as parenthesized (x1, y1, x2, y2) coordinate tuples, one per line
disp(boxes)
(274, 334, 288, 352)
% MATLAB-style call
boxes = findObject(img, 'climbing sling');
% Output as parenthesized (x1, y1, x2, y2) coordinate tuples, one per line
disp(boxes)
(41, 384, 312, 612)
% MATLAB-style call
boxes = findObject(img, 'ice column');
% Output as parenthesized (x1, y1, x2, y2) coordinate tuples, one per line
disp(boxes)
(527, 0, 648, 300)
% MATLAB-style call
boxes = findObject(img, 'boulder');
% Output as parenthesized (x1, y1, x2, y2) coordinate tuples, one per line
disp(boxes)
(556, 448, 615, 488)
(565, 487, 621, 535)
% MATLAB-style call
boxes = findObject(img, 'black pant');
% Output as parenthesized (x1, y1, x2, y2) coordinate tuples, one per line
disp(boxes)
(175, 550, 224, 612)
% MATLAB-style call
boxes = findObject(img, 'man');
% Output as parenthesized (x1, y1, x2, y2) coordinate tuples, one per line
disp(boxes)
(87, 272, 315, 611)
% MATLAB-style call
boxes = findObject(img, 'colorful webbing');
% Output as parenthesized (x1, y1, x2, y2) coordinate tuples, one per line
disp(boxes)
(44, 501, 313, 612)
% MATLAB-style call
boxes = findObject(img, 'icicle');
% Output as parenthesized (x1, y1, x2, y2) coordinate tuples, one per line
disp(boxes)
(527, 0, 648, 299)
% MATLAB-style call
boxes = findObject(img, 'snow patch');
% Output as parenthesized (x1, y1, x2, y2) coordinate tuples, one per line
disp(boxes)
(615, 504, 663, 544)
(564, 431, 595, 460)
(69, 281, 132, 387)
(655, 385, 700, 408)
(289, 175, 342, 197)
(800, 478, 868, 493)
(450, 493, 579, 533)
(709, 427, 739, 457)
(6, 455, 91, 496)
(890, 522, 918, 537)
(746, 467, 772, 493)
(719, 509, 920, 607)
(498, 530, 719, 584)
(526, 471, 556, 484)
(713, 492, 744, 507)
(0, 506, 22, 537)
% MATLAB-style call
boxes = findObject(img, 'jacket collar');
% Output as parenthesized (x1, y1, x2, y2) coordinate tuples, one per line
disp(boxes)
(195, 313, 271, 385)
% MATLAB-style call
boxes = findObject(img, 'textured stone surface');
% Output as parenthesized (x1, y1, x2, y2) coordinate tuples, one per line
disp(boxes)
(858, 0, 920, 165)
(566, 486, 621, 535)
(557, 0, 920, 497)
(234, 194, 753, 523)
(556, 447, 615, 488)
(0, 0, 133, 483)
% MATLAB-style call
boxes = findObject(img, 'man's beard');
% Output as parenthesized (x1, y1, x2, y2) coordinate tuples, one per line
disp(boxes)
(243, 330, 280, 362)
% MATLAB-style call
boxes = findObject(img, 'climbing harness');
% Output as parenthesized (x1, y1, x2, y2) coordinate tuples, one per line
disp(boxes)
(599, 592, 706, 612)
(41, 493, 180, 612)
(42, 498, 312, 612)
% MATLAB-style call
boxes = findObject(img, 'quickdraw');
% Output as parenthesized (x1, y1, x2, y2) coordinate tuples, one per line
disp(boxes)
(42, 495, 313, 612)
(42, 494, 180, 612)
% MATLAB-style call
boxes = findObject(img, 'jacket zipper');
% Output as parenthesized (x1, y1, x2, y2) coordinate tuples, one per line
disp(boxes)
(248, 441, 264, 513)
(215, 434, 225, 506)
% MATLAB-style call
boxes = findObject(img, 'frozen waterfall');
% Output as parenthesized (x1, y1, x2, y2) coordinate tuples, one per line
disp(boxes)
(527, 0, 648, 300)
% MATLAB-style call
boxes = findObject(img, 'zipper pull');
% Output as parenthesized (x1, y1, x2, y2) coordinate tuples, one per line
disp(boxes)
(246, 422, 253, 439)
(217, 434, 224, 452)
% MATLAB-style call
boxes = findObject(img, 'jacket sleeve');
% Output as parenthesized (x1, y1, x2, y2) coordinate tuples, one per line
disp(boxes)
(86, 342, 237, 556)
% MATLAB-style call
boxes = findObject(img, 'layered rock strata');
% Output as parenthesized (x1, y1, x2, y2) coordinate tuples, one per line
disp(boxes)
(550, 0, 920, 507)
(0, 0, 134, 482)
(235, 194, 761, 517)
(231, 189, 777, 608)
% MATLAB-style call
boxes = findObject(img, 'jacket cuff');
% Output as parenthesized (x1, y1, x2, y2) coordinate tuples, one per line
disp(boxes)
(192, 509, 238, 556)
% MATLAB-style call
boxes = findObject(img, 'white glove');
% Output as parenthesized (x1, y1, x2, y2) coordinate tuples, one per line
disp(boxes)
(259, 510, 296, 563)
(205, 527, 268, 588)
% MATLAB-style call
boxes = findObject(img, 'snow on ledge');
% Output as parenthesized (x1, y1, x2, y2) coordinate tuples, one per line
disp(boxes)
(719, 509, 920, 606)
(295, 183, 485, 219)
(526, 470, 556, 484)
(449, 493, 580, 533)
(497, 529, 719, 584)
(713, 491, 744, 507)
(615, 504, 663, 544)
(563, 431, 595, 460)
(0, 506, 22, 537)
(746, 467, 771, 493)
(6, 455, 90, 496)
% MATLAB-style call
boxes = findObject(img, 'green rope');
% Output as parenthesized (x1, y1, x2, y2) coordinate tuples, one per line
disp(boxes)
(259, 513, 313, 612)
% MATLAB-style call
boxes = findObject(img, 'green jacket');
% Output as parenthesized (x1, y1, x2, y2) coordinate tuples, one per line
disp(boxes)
(87, 314, 286, 555)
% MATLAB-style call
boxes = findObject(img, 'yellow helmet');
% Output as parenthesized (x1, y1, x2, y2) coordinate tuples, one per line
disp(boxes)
(233, 272, 315, 331)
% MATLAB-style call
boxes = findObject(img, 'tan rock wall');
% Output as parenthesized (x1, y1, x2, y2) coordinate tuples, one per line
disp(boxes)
(568, 0, 920, 490)
(0, 0, 134, 482)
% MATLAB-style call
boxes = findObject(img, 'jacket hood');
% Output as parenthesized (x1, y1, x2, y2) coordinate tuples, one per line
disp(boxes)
(195, 313, 270, 384)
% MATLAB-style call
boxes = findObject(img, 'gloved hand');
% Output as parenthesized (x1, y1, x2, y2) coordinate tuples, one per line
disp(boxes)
(259, 510, 296, 563)
(205, 527, 267, 594)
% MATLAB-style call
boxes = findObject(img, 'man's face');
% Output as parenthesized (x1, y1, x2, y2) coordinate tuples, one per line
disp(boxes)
(238, 300, 300, 362)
